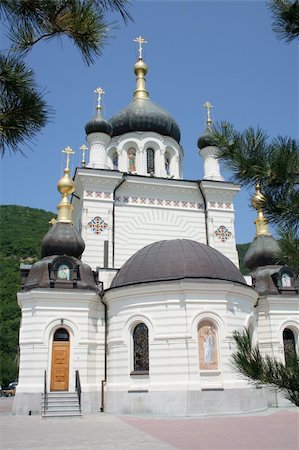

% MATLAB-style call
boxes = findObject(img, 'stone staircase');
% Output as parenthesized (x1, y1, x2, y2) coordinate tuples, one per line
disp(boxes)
(42, 392, 82, 418)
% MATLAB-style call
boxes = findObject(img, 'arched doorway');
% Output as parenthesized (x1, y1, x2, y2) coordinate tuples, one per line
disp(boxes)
(50, 328, 70, 391)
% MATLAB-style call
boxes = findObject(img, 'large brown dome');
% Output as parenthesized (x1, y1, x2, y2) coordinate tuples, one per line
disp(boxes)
(110, 239, 246, 289)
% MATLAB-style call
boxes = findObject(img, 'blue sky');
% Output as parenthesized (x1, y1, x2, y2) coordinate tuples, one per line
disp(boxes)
(1, 1, 298, 243)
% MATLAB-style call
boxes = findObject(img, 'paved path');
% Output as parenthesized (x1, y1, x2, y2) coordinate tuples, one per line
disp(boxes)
(0, 398, 298, 450)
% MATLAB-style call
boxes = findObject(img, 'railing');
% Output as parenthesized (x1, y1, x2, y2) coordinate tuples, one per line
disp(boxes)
(75, 370, 81, 413)
(43, 370, 47, 416)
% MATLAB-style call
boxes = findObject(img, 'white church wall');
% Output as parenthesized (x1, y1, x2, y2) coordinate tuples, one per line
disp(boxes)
(256, 295, 299, 361)
(255, 294, 299, 407)
(13, 289, 105, 415)
(104, 280, 265, 416)
(200, 180, 240, 267)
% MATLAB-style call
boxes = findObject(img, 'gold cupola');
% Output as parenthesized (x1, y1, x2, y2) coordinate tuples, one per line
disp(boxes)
(57, 146, 75, 223)
(41, 147, 85, 259)
(243, 183, 280, 271)
(251, 183, 270, 236)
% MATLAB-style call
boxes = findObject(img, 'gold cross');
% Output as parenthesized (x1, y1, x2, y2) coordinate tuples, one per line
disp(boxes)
(133, 35, 147, 59)
(62, 146, 75, 171)
(203, 101, 213, 126)
(80, 144, 88, 167)
(94, 87, 105, 110)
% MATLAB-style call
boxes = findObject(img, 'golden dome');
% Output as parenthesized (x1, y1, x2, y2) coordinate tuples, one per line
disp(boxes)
(134, 58, 148, 75)
(251, 183, 266, 210)
(57, 170, 75, 196)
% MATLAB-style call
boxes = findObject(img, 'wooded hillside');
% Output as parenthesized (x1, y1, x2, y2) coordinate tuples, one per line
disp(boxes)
(0, 205, 56, 385)
(0, 204, 250, 385)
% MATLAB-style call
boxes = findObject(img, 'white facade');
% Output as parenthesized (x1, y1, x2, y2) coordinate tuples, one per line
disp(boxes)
(104, 279, 267, 416)
(13, 52, 299, 417)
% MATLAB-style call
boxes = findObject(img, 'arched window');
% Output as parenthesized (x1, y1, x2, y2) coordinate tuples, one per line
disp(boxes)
(127, 148, 136, 172)
(133, 323, 149, 372)
(54, 328, 69, 342)
(165, 152, 171, 176)
(112, 152, 118, 170)
(283, 328, 296, 364)
(146, 148, 155, 174)
(198, 320, 218, 370)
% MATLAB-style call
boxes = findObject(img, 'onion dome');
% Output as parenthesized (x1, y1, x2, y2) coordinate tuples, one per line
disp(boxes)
(109, 56, 180, 143)
(41, 222, 85, 258)
(244, 184, 280, 271)
(110, 239, 246, 289)
(197, 129, 214, 149)
(244, 235, 280, 271)
(41, 146, 85, 258)
(85, 87, 112, 136)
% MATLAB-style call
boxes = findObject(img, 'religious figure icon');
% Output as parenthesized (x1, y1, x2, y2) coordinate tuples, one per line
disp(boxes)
(57, 264, 70, 280)
(281, 273, 291, 287)
(165, 154, 170, 176)
(128, 149, 136, 172)
(198, 322, 218, 370)
(113, 153, 118, 170)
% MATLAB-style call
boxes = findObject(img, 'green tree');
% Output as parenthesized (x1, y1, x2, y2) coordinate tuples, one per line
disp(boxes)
(232, 328, 299, 406)
(210, 123, 299, 272)
(0, 0, 131, 156)
(269, 0, 299, 42)
(0, 205, 56, 385)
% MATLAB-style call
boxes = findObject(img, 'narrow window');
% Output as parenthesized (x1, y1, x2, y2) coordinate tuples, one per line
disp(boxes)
(283, 328, 296, 364)
(198, 320, 218, 370)
(146, 148, 155, 174)
(128, 148, 136, 172)
(133, 323, 149, 372)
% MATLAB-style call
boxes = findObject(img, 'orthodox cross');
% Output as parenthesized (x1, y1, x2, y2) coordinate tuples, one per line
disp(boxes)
(62, 146, 75, 171)
(80, 144, 88, 167)
(203, 101, 213, 126)
(134, 35, 147, 59)
(95, 87, 105, 110)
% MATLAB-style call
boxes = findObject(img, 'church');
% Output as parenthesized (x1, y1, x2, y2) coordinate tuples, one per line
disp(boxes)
(13, 38, 299, 417)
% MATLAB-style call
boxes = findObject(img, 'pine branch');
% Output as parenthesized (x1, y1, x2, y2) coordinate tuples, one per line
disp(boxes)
(268, 0, 299, 43)
(0, 53, 51, 156)
(232, 328, 299, 406)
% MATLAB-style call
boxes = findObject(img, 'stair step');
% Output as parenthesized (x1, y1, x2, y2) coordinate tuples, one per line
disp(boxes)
(42, 391, 81, 418)
(42, 412, 82, 418)
(43, 405, 80, 411)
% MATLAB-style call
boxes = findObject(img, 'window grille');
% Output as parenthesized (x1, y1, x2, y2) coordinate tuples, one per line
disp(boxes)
(133, 323, 149, 371)
(147, 148, 155, 174)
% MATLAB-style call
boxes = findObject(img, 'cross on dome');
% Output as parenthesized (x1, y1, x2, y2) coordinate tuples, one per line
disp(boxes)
(203, 101, 213, 127)
(80, 144, 88, 167)
(94, 87, 105, 110)
(133, 35, 147, 60)
(62, 146, 75, 171)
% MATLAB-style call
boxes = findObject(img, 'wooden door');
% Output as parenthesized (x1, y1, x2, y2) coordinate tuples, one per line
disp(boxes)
(50, 328, 70, 391)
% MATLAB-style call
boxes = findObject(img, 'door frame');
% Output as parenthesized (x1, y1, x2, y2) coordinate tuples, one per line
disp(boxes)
(49, 325, 73, 392)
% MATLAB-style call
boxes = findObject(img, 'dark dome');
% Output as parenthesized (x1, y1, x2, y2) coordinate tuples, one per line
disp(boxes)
(197, 128, 215, 149)
(110, 239, 246, 289)
(244, 235, 280, 271)
(85, 110, 113, 136)
(110, 98, 181, 143)
(41, 222, 85, 258)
